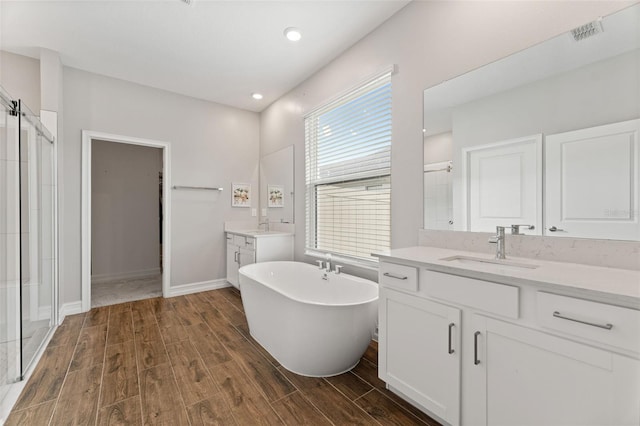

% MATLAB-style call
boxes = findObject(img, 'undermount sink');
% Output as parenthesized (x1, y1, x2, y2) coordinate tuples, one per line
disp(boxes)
(440, 255, 540, 270)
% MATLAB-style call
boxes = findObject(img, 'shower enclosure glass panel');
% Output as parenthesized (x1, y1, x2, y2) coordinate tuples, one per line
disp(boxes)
(0, 87, 56, 412)
(18, 101, 55, 376)
(1, 97, 21, 403)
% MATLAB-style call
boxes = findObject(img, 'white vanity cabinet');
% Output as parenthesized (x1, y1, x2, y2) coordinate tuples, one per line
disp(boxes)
(468, 315, 640, 426)
(226, 234, 252, 288)
(379, 287, 461, 425)
(225, 231, 293, 289)
(378, 256, 640, 426)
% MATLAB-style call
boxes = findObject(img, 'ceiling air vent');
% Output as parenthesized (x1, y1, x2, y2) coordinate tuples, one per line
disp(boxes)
(570, 19, 603, 41)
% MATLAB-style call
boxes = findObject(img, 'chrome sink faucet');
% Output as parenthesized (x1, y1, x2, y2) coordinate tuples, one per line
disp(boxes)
(259, 220, 270, 231)
(488, 226, 506, 259)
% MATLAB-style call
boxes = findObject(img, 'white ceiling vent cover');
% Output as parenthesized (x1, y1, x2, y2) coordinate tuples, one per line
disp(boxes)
(570, 19, 603, 41)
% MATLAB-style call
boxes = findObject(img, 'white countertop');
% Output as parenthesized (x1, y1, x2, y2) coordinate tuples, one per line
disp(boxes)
(227, 229, 294, 238)
(377, 246, 640, 309)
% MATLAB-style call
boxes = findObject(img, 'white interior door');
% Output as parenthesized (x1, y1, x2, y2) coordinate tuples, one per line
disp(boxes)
(463, 135, 542, 233)
(545, 119, 639, 240)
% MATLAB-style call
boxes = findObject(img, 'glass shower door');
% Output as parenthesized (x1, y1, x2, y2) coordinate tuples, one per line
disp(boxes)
(0, 90, 56, 415)
(19, 101, 55, 375)
(0, 97, 21, 402)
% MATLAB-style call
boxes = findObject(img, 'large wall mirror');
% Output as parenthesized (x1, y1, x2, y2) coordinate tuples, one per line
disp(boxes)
(260, 145, 294, 224)
(423, 4, 639, 241)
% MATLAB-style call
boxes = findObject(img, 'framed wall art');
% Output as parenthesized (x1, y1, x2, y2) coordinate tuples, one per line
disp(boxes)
(268, 184, 284, 208)
(232, 183, 251, 207)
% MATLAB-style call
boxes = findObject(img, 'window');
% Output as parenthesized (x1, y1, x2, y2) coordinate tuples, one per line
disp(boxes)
(305, 70, 392, 264)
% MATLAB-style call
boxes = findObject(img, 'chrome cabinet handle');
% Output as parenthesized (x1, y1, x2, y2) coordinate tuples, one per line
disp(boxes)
(548, 226, 565, 232)
(474, 331, 481, 365)
(234, 251, 239, 263)
(448, 323, 455, 354)
(383, 272, 408, 280)
(511, 224, 535, 235)
(553, 311, 613, 330)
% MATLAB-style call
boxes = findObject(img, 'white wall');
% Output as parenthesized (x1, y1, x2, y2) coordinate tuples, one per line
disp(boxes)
(63, 67, 259, 303)
(260, 0, 633, 280)
(91, 140, 162, 281)
(453, 49, 639, 149)
(0, 51, 40, 112)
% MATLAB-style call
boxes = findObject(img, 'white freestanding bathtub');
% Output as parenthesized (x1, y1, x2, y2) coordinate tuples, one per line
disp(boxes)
(238, 261, 378, 377)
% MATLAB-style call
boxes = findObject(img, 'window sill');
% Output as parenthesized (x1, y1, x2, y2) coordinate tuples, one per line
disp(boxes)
(304, 250, 381, 272)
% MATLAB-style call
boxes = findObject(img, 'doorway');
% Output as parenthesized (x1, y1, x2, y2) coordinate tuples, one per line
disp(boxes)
(81, 131, 171, 312)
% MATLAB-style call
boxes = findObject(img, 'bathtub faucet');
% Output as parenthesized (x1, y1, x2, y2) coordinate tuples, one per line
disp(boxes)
(325, 253, 332, 273)
(318, 255, 343, 274)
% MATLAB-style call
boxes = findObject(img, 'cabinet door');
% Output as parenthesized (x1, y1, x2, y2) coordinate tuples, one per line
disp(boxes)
(379, 287, 461, 425)
(239, 247, 256, 268)
(226, 241, 239, 289)
(468, 315, 640, 426)
(545, 119, 639, 240)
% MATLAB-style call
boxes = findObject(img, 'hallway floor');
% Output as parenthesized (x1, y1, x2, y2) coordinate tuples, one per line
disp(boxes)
(5, 287, 440, 425)
(91, 274, 162, 308)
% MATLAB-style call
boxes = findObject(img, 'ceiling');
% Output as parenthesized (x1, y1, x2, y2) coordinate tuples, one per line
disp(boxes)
(0, 0, 409, 112)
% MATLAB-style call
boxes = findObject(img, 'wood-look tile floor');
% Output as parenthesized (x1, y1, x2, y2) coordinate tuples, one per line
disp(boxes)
(6, 287, 441, 426)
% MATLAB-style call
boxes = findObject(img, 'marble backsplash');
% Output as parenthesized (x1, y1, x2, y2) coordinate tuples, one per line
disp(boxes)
(418, 229, 640, 271)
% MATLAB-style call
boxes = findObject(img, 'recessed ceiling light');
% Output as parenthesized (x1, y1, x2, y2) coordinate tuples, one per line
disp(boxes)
(284, 27, 302, 42)
(252, 93, 263, 100)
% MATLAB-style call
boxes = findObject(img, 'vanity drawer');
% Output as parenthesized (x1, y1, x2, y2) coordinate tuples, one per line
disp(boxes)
(244, 237, 256, 250)
(231, 234, 245, 246)
(537, 292, 640, 354)
(423, 270, 519, 319)
(380, 262, 418, 292)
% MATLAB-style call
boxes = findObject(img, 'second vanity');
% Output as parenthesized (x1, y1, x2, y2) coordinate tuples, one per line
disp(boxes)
(226, 230, 294, 289)
(377, 246, 640, 426)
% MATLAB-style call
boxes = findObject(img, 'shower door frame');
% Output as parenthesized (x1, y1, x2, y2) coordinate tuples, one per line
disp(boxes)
(0, 94, 59, 420)
(81, 130, 172, 312)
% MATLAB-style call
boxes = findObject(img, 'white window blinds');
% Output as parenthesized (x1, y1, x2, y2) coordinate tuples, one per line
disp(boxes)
(305, 71, 392, 263)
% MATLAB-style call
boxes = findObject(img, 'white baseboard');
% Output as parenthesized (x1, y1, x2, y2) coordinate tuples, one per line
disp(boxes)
(166, 279, 230, 298)
(91, 267, 161, 284)
(59, 301, 83, 324)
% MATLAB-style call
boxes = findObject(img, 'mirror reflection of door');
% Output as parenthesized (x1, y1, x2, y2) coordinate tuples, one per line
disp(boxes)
(463, 135, 542, 234)
(423, 4, 640, 242)
(545, 119, 639, 240)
